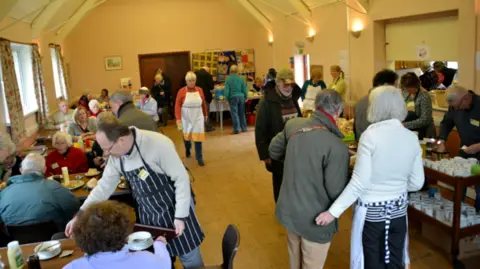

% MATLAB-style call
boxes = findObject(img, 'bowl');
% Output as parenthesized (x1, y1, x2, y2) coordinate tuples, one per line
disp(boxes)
(127, 231, 153, 251)
(34, 240, 62, 260)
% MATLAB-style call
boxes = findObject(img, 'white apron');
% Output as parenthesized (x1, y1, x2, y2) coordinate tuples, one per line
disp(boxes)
(350, 193, 410, 269)
(303, 84, 322, 111)
(181, 88, 205, 142)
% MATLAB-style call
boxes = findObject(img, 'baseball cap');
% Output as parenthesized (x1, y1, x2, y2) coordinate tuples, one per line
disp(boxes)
(276, 68, 295, 84)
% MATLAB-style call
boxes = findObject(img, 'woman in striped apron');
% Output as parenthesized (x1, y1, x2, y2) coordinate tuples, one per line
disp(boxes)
(175, 72, 208, 166)
(316, 85, 425, 269)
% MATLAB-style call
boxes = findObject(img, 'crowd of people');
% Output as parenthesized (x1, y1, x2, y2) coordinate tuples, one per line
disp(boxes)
(0, 60, 477, 269)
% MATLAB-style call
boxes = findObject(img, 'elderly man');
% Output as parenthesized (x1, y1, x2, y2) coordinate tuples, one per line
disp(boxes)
(65, 112, 204, 269)
(0, 132, 21, 181)
(49, 98, 74, 128)
(438, 85, 480, 211)
(0, 153, 80, 230)
(195, 66, 215, 132)
(109, 90, 158, 132)
(269, 90, 349, 269)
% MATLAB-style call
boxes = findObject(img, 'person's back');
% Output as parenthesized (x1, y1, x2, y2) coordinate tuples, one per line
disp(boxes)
(354, 94, 370, 141)
(195, 69, 214, 103)
(118, 102, 158, 132)
(224, 74, 247, 100)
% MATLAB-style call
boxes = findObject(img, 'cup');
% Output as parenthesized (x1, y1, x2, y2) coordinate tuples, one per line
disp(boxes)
(61, 167, 70, 186)
(468, 158, 478, 166)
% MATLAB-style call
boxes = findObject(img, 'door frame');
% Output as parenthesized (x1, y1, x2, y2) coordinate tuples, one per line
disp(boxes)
(137, 51, 191, 87)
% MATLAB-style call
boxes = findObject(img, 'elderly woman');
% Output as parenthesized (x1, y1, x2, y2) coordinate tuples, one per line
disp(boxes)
(89, 99, 101, 118)
(64, 201, 171, 269)
(400, 72, 436, 139)
(45, 132, 88, 176)
(300, 68, 327, 116)
(67, 106, 97, 142)
(328, 65, 347, 100)
(224, 65, 249, 134)
(0, 133, 21, 181)
(137, 87, 159, 122)
(316, 85, 424, 268)
(175, 71, 208, 166)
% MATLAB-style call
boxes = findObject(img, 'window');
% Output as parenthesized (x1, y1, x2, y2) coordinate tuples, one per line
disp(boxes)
(10, 43, 37, 115)
(51, 47, 67, 98)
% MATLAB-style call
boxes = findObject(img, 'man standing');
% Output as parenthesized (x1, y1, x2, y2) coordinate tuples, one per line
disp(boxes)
(437, 85, 480, 211)
(269, 90, 349, 269)
(65, 112, 204, 268)
(109, 90, 158, 132)
(195, 66, 215, 132)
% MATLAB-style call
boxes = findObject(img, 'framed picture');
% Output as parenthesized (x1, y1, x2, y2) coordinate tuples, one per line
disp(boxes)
(105, 56, 122, 71)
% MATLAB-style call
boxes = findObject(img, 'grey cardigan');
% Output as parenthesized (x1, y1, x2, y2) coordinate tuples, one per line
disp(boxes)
(67, 118, 97, 137)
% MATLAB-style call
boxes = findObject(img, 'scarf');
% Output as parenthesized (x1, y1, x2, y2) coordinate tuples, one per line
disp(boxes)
(316, 108, 337, 126)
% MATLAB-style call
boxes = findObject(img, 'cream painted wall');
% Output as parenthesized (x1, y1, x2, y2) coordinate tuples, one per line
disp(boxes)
(0, 17, 62, 134)
(64, 0, 265, 97)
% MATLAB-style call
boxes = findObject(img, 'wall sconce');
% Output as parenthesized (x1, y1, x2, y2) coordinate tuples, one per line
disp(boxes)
(306, 27, 316, 42)
(351, 19, 364, 38)
(268, 34, 274, 45)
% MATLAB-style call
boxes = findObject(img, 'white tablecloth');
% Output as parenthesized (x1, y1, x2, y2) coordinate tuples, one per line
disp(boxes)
(210, 100, 230, 112)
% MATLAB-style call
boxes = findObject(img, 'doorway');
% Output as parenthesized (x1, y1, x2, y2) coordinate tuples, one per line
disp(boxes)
(138, 51, 191, 103)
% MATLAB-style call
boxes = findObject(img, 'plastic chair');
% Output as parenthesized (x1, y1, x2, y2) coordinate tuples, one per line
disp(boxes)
(6, 221, 58, 244)
(201, 224, 240, 269)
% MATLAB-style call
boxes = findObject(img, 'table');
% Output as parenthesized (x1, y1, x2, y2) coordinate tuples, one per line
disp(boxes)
(0, 239, 82, 268)
(210, 96, 263, 131)
(69, 174, 131, 201)
(408, 167, 480, 269)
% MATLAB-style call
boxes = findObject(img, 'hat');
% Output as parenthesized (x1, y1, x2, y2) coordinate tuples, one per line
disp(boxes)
(276, 68, 294, 84)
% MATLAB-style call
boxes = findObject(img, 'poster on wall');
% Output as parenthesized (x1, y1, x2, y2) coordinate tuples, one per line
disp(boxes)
(120, 77, 133, 90)
(192, 51, 219, 80)
(416, 45, 430, 60)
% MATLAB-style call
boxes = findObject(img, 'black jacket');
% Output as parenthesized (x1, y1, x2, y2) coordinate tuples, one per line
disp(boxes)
(441, 67, 457, 88)
(195, 69, 214, 103)
(255, 83, 302, 161)
(151, 83, 170, 107)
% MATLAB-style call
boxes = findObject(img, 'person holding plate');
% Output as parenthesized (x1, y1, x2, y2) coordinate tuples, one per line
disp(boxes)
(45, 132, 88, 177)
(65, 112, 204, 269)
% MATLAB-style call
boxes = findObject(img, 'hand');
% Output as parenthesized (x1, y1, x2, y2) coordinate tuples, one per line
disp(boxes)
(436, 141, 446, 152)
(176, 120, 181, 126)
(174, 219, 185, 236)
(155, 236, 167, 244)
(463, 143, 480, 155)
(263, 158, 272, 165)
(205, 116, 208, 121)
(65, 216, 78, 238)
(160, 92, 165, 96)
(93, 157, 106, 168)
(315, 211, 335, 226)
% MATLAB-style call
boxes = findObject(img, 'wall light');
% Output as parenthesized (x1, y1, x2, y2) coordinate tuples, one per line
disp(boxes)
(306, 27, 316, 42)
(351, 19, 364, 38)
(268, 34, 274, 45)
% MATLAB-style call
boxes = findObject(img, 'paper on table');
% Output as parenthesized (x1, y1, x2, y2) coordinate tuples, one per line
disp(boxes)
(60, 250, 74, 258)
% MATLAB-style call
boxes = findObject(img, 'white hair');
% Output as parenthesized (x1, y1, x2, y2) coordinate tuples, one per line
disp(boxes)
(0, 132, 16, 157)
(88, 99, 100, 110)
(367, 85, 407, 123)
(185, 71, 197, 82)
(21, 153, 46, 175)
(230, 65, 238, 74)
(52, 131, 73, 148)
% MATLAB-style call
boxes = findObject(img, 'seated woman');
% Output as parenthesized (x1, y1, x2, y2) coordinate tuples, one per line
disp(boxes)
(67, 106, 97, 142)
(88, 100, 102, 118)
(0, 132, 21, 181)
(64, 201, 171, 269)
(45, 132, 88, 176)
(136, 87, 159, 122)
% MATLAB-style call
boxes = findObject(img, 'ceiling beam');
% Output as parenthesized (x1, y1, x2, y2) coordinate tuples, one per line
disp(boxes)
(0, 0, 20, 23)
(56, 0, 98, 40)
(286, 0, 311, 21)
(31, 0, 68, 38)
(237, 0, 272, 32)
(346, 0, 368, 14)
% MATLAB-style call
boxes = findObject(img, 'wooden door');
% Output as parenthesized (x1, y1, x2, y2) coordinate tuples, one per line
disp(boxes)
(138, 51, 191, 101)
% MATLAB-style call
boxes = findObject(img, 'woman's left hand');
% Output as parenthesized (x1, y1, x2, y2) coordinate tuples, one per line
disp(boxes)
(315, 211, 335, 226)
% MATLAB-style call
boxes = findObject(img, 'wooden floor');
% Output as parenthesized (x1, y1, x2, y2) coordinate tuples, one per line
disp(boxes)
(161, 123, 478, 269)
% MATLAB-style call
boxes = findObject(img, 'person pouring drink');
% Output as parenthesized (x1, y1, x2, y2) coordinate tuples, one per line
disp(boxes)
(64, 112, 205, 269)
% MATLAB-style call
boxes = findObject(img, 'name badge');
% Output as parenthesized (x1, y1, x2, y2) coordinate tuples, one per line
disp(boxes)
(51, 163, 59, 169)
(471, 119, 480, 127)
(138, 169, 150, 181)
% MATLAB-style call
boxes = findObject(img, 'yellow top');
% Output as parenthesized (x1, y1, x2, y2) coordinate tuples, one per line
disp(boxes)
(328, 77, 347, 100)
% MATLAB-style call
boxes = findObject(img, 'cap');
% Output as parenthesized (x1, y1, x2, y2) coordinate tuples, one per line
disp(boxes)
(276, 68, 295, 84)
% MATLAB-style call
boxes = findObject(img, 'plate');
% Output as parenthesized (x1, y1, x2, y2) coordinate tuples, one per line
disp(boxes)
(34, 240, 62, 260)
(118, 182, 127, 189)
(127, 231, 153, 251)
(85, 169, 100, 177)
(63, 179, 85, 191)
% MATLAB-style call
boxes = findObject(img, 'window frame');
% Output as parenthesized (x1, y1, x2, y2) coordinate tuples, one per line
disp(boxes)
(51, 47, 67, 99)
(10, 43, 37, 116)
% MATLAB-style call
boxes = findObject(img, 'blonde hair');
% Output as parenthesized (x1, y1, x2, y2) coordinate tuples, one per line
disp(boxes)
(155, 74, 163, 81)
(330, 65, 344, 79)
(310, 68, 323, 80)
(73, 106, 89, 124)
(185, 71, 197, 82)
(230, 65, 238, 74)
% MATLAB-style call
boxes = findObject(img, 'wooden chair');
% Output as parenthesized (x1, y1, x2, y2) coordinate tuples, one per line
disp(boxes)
(6, 221, 59, 244)
(201, 224, 240, 269)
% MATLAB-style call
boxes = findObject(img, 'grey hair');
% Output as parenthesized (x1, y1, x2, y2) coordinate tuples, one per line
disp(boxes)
(110, 90, 133, 104)
(185, 71, 196, 82)
(315, 89, 344, 115)
(367, 85, 407, 123)
(446, 84, 468, 102)
(0, 132, 16, 157)
(230, 65, 238, 74)
(21, 153, 46, 174)
(52, 131, 73, 148)
(88, 99, 100, 111)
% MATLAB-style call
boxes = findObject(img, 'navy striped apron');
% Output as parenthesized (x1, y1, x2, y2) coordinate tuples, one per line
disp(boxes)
(119, 138, 204, 257)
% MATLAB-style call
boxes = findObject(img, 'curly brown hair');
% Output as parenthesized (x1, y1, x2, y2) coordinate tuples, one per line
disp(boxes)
(73, 201, 134, 255)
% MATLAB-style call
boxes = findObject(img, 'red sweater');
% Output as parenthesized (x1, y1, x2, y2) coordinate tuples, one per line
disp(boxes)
(45, 147, 89, 176)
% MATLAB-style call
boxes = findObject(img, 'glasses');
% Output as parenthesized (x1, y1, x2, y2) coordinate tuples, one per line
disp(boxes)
(103, 140, 118, 155)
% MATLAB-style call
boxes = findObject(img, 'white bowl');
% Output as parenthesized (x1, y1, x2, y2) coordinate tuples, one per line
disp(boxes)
(127, 231, 153, 251)
(34, 240, 62, 260)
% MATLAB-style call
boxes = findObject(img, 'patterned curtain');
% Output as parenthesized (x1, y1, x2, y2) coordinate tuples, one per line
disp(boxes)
(53, 45, 69, 100)
(0, 39, 26, 143)
(31, 44, 50, 127)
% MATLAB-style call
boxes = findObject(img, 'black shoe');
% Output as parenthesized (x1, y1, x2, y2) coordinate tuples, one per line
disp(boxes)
(186, 150, 191, 158)
(206, 127, 216, 132)
(198, 159, 205, 166)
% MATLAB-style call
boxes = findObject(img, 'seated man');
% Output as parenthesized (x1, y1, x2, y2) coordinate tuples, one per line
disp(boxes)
(0, 153, 80, 230)
(49, 98, 74, 129)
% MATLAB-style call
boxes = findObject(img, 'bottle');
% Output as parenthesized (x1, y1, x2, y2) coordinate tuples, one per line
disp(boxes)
(78, 137, 85, 151)
(7, 241, 25, 269)
(26, 254, 41, 269)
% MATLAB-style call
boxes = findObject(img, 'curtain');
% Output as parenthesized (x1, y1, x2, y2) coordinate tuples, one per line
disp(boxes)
(0, 39, 26, 143)
(53, 45, 69, 100)
(31, 44, 50, 127)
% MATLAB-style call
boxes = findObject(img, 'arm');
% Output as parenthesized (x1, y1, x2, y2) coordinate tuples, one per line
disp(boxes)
(300, 81, 308, 100)
(320, 80, 327, 89)
(268, 128, 287, 161)
(80, 159, 121, 210)
(174, 88, 186, 121)
(198, 88, 208, 117)
(335, 80, 347, 98)
(142, 100, 158, 117)
(243, 80, 248, 99)
(408, 144, 425, 191)
(404, 93, 433, 130)
(207, 74, 214, 92)
(438, 108, 455, 141)
(328, 132, 375, 218)
(136, 100, 141, 109)
(255, 100, 270, 160)
(66, 123, 77, 137)
(224, 78, 231, 100)
(324, 145, 350, 201)
(52, 183, 81, 221)
(153, 241, 172, 269)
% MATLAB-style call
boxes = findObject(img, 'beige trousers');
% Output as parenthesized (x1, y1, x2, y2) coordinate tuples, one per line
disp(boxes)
(287, 232, 331, 269)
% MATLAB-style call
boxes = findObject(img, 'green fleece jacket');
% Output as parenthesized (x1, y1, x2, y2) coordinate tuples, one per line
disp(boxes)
(224, 74, 248, 100)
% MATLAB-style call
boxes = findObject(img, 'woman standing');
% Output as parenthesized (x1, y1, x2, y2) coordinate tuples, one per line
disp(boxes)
(328, 65, 347, 100)
(137, 87, 159, 123)
(175, 72, 208, 166)
(400, 72, 436, 139)
(300, 68, 327, 117)
(67, 106, 97, 142)
(316, 86, 424, 269)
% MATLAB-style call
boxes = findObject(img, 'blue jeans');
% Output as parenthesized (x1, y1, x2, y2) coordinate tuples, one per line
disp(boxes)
(462, 184, 480, 211)
(184, 140, 203, 161)
(179, 247, 204, 269)
(229, 96, 247, 133)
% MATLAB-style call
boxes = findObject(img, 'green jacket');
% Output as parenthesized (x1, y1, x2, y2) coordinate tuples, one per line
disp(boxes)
(117, 102, 158, 132)
(269, 111, 349, 243)
(0, 173, 80, 229)
(224, 74, 248, 100)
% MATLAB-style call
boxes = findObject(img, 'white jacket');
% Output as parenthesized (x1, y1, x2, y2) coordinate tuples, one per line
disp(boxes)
(137, 97, 159, 122)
